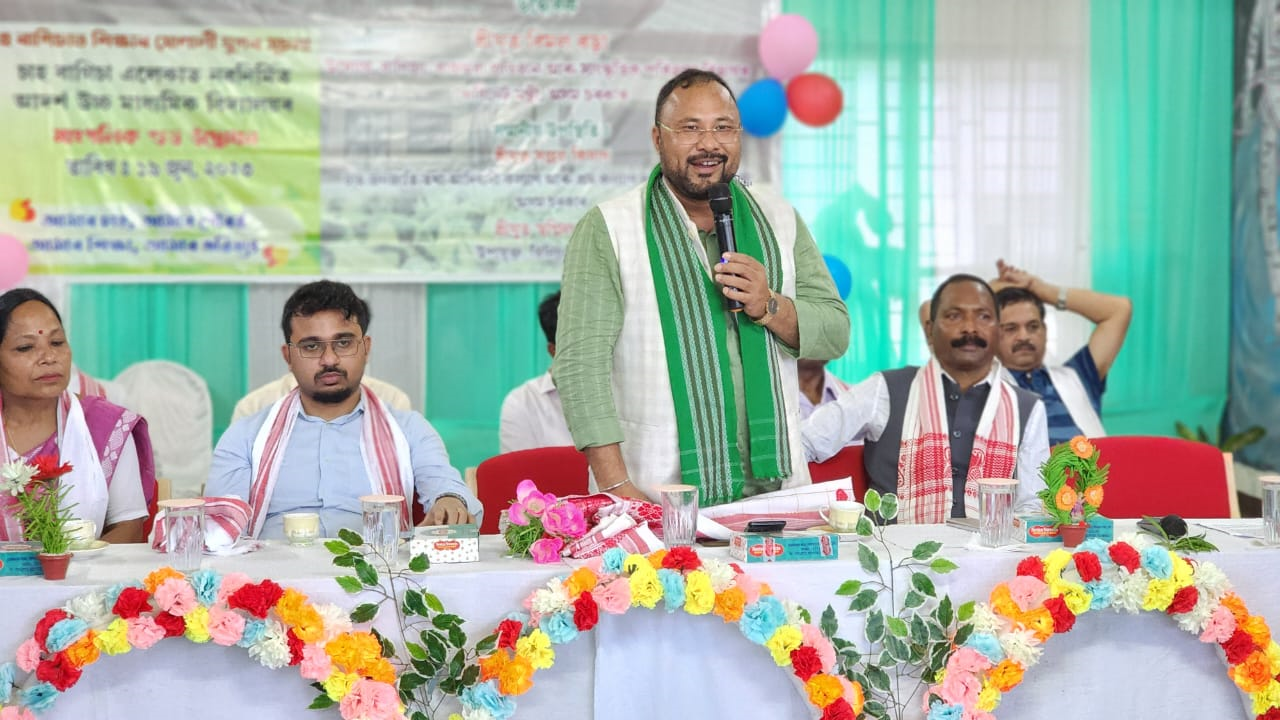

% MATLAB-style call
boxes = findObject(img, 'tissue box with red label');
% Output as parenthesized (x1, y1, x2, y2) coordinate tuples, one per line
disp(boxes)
(409, 524, 479, 563)
(1014, 515, 1114, 544)
(0, 541, 41, 576)
(729, 532, 839, 563)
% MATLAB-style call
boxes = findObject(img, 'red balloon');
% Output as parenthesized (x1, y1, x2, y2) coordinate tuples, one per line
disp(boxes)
(786, 73, 843, 127)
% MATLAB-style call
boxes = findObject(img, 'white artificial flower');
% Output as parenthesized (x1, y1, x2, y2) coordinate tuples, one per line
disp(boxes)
(0, 461, 35, 497)
(1111, 573, 1149, 614)
(248, 619, 291, 669)
(64, 591, 113, 629)
(700, 558, 736, 593)
(968, 604, 1004, 635)
(529, 579, 571, 615)
(999, 627, 1043, 668)
(312, 603, 353, 642)
(1174, 595, 1215, 634)
(781, 599, 805, 627)
(462, 708, 497, 720)
(1191, 562, 1231, 601)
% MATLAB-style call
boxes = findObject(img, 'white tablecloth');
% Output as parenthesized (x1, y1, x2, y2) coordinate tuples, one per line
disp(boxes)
(1, 522, 1275, 719)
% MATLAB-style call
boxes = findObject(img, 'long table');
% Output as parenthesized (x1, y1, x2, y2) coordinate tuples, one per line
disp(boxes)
(2, 522, 1275, 719)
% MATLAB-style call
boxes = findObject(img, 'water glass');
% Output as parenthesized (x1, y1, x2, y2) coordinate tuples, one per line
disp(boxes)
(976, 478, 1017, 547)
(159, 498, 205, 571)
(658, 484, 699, 547)
(361, 494, 403, 560)
(1261, 475, 1280, 545)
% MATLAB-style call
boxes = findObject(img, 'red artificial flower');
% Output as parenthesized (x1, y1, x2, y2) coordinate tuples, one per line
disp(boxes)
(1222, 628, 1257, 665)
(820, 697, 856, 720)
(661, 546, 702, 572)
(1043, 596, 1076, 634)
(496, 619, 523, 651)
(1258, 707, 1280, 720)
(790, 646, 823, 681)
(35, 651, 82, 692)
(112, 587, 154, 620)
(1108, 542, 1141, 573)
(1166, 586, 1199, 615)
(30, 455, 73, 483)
(1015, 556, 1045, 581)
(572, 592, 599, 632)
(286, 628, 305, 666)
(227, 580, 285, 619)
(1072, 552, 1103, 583)
(34, 609, 70, 650)
(153, 612, 186, 638)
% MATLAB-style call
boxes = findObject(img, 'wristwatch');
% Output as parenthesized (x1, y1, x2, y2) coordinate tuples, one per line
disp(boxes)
(1055, 287, 1069, 311)
(752, 290, 779, 326)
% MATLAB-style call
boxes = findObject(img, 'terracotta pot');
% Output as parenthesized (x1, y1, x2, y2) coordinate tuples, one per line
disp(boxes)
(1059, 522, 1089, 548)
(37, 552, 72, 581)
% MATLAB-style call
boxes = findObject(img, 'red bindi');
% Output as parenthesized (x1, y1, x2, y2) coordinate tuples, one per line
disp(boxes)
(37, 330, 43, 334)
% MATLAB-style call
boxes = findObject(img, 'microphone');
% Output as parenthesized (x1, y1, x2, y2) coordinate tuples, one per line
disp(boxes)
(709, 182, 744, 312)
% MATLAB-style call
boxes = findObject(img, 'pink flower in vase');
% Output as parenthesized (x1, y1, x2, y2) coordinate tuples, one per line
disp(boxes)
(514, 479, 557, 519)
(542, 502, 586, 538)
(529, 536, 564, 563)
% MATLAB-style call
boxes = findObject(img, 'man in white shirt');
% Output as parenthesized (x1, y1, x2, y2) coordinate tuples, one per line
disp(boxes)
(803, 275, 1048, 523)
(499, 291, 574, 452)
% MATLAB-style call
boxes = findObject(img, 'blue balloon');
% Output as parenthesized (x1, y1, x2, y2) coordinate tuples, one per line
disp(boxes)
(738, 78, 788, 137)
(824, 253, 852, 300)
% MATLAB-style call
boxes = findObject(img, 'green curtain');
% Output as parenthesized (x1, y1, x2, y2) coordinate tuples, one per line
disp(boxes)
(782, 0, 935, 380)
(1089, 0, 1232, 436)
(425, 283, 560, 471)
(69, 284, 249, 441)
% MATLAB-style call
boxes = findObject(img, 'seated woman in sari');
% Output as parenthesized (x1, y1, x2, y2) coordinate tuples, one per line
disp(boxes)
(0, 288, 157, 543)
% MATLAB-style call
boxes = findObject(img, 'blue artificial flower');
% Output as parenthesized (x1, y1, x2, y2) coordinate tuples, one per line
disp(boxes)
(1140, 546, 1172, 579)
(237, 619, 267, 648)
(541, 611, 579, 645)
(188, 568, 223, 606)
(657, 568, 686, 613)
(739, 595, 786, 645)
(963, 632, 1005, 664)
(601, 547, 627, 575)
(0, 661, 16, 703)
(1076, 538, 1113, 565)
(927, 700, 964, 720)
(460, 680, 517, 720)
(1085, 579, 1116, 610)
(20, 682, 59, 712)
(104, 581, 145, 610)
(45, 618, 90, 653)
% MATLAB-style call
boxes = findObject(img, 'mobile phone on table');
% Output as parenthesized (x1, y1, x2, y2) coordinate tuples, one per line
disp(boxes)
(745, 519, 786, 533)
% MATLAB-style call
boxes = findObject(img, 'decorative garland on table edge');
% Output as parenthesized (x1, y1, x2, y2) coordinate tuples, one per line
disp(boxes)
(924, 537, 1280, 720)
(453, 546, 866, 720)
(0, 566, 406, 720)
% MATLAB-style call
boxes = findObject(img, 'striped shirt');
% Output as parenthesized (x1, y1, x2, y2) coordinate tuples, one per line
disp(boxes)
(1007, 346, 1106, 445)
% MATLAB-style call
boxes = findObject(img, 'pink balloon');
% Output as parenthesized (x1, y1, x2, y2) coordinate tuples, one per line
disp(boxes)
(0, 234, 30, 290)
(787, 73, 844, 127)
(759, 14, 818, 82)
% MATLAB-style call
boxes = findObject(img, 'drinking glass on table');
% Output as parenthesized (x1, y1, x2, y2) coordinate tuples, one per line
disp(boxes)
(1261, 475, 1280, 546)
(658, 485, 698, 547)
(361, 494, 403, 561)
(976, 478, 1017, 547)
(159, 498, 206, 571)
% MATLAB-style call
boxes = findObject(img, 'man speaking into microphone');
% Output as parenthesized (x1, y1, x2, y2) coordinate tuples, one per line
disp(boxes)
(553, 68, 849, 505)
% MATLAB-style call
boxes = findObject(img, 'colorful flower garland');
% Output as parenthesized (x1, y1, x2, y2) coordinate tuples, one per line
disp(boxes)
(455, 546, 865, 720)
(924, 536, 1280, 720)
(0, 567, 405, 720)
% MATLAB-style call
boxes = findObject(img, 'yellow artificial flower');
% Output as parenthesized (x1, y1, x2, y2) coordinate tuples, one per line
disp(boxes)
(1251, 679, 1280, 716)
(684, 570, 715, 615)
(622, 553, 648, 575)
(65, 631, 100, 668)
(647, 549, 668, 570)
(1231, 650, 1276, 694)
(479, 651, 509, 681)
(1141, 578, 1177, 612)
(184, 606, 211, 643)
(1170, 556, 1195, 588)
(288, 605, 326, 645)
(515, 629, 555, 670)
(326, 632, 383, 674)
(1241, 615, 1273, 649)
(1042, 549, 1072, 582)
(563, 567, 598, 598)
(805, 674, 843, 708)
(323, 671, 359, 701)
(1265, 641, 1280, 674)
(94, 618, 131, 656)
(989, 584, 1020, 620)
(1019, 607, 1055, 642)
(365, 657, 396, 684)
(498, 654, 534, 696)
(1050, 581, 1093, 615)
(713, 587, 747, 623)
(765, 625, 803, 666)
(977, 684, 1002, 712)
(989, 659, 1025, 692)
(142, 567, 184, 593)
(629, 567, 663, 609)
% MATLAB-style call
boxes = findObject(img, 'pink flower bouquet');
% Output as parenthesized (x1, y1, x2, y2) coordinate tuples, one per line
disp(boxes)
(503, 479, 587, 563)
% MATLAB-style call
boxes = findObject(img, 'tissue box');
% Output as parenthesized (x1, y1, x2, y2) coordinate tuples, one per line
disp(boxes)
(0, 542, 42, 576)
(1014, 515, 1114, 544)
(729, 532, 839, 563)
(409, 524, 479, 563)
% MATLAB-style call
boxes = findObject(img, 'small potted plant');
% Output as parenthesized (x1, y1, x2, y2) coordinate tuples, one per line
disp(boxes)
(1, 456, 76, 579)
(1036, 436, 1108, 547)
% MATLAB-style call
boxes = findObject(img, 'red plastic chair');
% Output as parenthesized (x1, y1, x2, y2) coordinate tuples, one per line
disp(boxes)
(807, 444, 869, 501)
(473, 446, 590, 534)
(1089, 436, 1238, 519)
